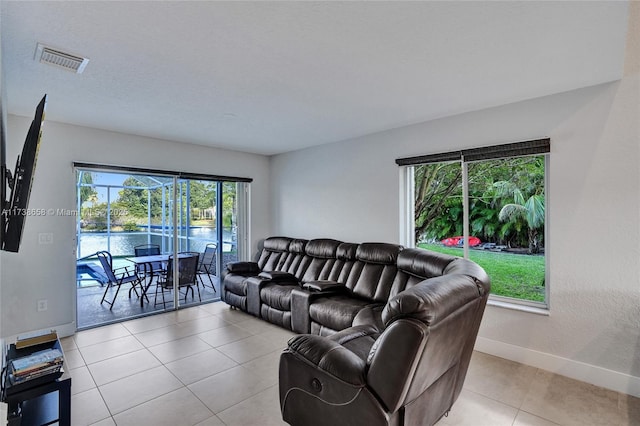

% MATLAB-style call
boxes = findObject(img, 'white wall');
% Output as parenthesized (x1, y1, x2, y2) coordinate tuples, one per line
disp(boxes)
(0, 119, 271, 338)
(270, 77, 640, 396)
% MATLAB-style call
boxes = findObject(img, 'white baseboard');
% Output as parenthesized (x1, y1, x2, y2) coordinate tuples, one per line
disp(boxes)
(475, 336, 640, 398)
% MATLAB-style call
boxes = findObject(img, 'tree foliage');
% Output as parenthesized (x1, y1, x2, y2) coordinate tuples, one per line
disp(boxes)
(116, 177, 164, 217)
(78, 172, 97, 205)
(414, 156, 545, 251)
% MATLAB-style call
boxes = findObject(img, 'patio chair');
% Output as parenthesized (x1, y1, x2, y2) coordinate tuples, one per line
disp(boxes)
(97, 251, 143, 310)
(133, 243, 163, 276)
(197, 243, 217, 293)
(154, 253, 200, 308)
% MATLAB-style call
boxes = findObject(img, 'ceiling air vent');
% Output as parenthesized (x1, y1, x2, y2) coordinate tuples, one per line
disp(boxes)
(35, 43, 90, 74)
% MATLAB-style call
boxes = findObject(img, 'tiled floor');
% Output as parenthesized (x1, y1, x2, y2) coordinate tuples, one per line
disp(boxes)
(6, 302, 639, 425)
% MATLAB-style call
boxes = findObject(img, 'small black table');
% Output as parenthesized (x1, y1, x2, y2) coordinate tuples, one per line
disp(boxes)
(2, 342, 71, 426)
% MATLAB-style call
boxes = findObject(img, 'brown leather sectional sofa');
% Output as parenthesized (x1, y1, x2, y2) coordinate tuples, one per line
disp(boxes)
(221, 236, 490, 426)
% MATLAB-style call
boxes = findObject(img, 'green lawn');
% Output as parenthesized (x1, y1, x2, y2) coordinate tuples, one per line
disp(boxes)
(418, 243, 546, 302)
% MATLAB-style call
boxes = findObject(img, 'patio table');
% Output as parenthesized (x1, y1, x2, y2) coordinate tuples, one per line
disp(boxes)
(125, 253, 193, 307)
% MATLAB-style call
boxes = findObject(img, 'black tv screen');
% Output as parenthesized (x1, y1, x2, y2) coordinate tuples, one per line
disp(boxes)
(2, 95, 47, 252)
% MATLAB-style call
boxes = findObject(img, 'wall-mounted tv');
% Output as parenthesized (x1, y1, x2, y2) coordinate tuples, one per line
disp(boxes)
(1, 95, 47, 252)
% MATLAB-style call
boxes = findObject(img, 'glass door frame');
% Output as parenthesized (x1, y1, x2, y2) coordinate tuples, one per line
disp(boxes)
(74, 163, 251, 327)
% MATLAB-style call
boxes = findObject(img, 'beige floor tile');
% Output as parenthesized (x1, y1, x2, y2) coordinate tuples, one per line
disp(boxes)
(89, 417, 116, 426)
(520, 369, 622, 426)
(217, 384, 287, 426)
(234, 318, 296, 345)
(176, 314, 231, 335)
(464, 351, 538, 408)
(60, 336, 78, 351)
(241, 348, 283, 384)
(169, 306, 213, 323)
(436, 389, 519, 426)
(212, 308, 253, 324)
(165, 348, 238, 385)
(513, 411, 560, 426)
(74, 323, 131, 348)
(113, 387, 213, 426)
(88, 348, 161, 386)
(61, 305, 640, 426)
(217, 334, 284, 364)
(78, 334, 144, 365)
(233, 317, 282, 334)
(618, 393, 640, 425)
(98, 365, 183, 415)
(69, 365, 97, 394)
(197, 324, 253, 347)
(121, 313, 178, 334)
(71, 388, 111, 426)
(259, 328, 296, 348)
(64, 348, 86, 369)
(194, 415, 226, 425)
(134, 323, 195, 347)
(199, 301, 235, 316)
(148, 335, 213, 364)
(188, 365, 275, 413)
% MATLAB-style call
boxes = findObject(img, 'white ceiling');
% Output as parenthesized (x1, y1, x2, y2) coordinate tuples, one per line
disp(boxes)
(1, 1, 629, 156)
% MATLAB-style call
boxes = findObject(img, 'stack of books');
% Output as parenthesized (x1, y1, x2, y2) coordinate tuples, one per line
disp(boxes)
(8, 347, 64, 385)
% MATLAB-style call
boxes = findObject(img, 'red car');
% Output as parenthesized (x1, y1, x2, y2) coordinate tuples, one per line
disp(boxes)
(441, 236, 481, 247)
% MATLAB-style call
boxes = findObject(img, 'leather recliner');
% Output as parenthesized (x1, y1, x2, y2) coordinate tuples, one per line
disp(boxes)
(279, 260, 490, 426)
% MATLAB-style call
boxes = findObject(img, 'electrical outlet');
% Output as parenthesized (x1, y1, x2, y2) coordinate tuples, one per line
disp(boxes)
(37, 299, 48, 312)
(38, 233, 53, 244)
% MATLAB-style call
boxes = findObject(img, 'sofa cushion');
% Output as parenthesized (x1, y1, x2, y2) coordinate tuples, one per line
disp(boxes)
(264, 236, 293, 251)
(289, 238, 308, 254)
(224, 291, 246, 311)
(224, 274, 251, 296)
(309, 296, 372, 331)
(397, 248, 455, 279)
(339, 243, 402, 303)
(261, 283, 298, 311)
(258, 237, 293, 271)
(337, 243, 358, 261)
(328, 324, 380, 361)
(355, 243, 402, 264)
(277, 238, 309, 276)
(261, 305, 292, 329)
(305, 239, 342, 258)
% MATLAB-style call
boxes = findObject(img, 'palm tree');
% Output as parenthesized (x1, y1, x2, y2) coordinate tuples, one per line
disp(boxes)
(494, 181, 545, 254)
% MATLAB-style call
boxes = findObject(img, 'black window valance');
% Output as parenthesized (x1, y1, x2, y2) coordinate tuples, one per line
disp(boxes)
(73, 162, 253, 183)
(396, 138, 550, 166)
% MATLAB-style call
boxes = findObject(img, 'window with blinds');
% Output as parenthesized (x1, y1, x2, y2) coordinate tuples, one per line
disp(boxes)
(397, 139, 549, 307)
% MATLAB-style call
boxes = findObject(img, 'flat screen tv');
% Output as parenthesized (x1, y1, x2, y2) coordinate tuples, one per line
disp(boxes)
(2, 95, 47, 252)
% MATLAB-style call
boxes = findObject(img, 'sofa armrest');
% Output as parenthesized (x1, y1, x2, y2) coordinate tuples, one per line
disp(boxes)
(245, 276, 268, 317)
(226, 261, 260, 273)
(258, 271, 298, 283)
(287, 335, 366, 386)
(303, 280, 346, 292)
(366, 319, 429, 413)
(352, 305, 385, 331)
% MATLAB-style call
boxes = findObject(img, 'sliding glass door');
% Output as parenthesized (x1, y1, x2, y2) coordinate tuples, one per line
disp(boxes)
(76, 168, 248, 329)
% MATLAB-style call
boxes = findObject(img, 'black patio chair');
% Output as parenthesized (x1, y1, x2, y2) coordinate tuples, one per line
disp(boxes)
(154, 253, 200, 308)
(197, 243, 217, 293)
(133, 243, 163, 275)
(97, 251, 143, 310)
